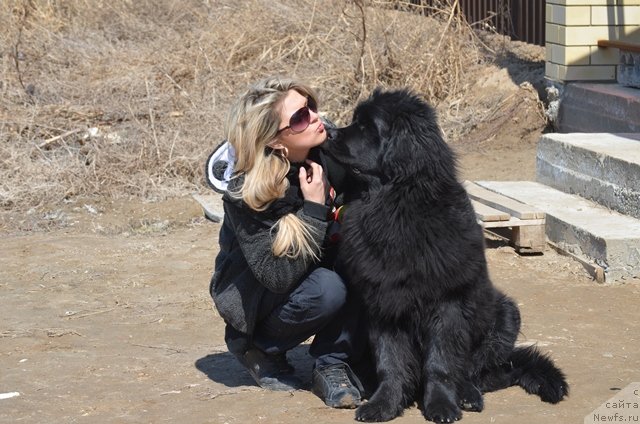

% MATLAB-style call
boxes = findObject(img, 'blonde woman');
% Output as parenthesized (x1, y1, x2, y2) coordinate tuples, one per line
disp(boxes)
(207, 77, 368, 408)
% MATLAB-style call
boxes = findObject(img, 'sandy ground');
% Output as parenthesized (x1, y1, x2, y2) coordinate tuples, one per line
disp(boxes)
(2, 3, 639, 421)
(2, 137, 640, 424)
(1, 40, 639, 423)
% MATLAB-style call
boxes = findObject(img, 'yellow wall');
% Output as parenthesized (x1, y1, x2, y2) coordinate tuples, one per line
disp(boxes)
(545, 0, 640, 82)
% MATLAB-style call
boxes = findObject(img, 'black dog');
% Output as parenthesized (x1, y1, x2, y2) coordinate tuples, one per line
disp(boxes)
(323, 89, 568, 423)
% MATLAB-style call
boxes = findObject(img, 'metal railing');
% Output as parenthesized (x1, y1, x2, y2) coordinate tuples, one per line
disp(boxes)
(406, 0, 546, 46)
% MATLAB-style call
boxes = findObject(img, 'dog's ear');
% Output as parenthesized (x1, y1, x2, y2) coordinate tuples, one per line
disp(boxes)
(380, 115, 419, 181)
(380, 110, 457, 183)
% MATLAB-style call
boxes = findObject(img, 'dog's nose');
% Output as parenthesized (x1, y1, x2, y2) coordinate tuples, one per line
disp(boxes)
(325, 127, 337, 141)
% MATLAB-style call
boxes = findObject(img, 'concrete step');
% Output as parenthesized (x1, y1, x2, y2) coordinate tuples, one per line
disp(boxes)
(557, 83, 640, 133)
(475, 181, 640, 283)
(536, 133, 640, 220)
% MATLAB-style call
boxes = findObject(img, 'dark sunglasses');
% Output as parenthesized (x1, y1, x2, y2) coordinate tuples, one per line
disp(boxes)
(276, 96, 318, 134)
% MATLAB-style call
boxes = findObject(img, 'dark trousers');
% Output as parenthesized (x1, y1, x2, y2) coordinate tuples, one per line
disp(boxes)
(226, 267, 368, 369)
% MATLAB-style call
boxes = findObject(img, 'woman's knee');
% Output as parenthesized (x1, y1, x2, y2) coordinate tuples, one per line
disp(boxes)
(304, 267, 347, 317)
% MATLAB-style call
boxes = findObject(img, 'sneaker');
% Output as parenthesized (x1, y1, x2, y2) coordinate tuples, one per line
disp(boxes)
(312, 363, 363, 408)
(236, 348, 302, 391)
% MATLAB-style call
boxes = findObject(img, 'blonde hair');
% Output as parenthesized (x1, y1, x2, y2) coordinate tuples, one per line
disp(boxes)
(225, 76, 321, 262)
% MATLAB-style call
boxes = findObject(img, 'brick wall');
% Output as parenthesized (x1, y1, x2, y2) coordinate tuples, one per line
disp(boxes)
(545, 0, 640, 82)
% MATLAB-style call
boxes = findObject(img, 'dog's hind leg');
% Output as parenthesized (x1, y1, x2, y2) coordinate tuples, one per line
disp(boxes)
(470, 294, 521, 371)
(473, 296, 569, 404)
(467, 294, 521, 396)
(453, 293, 517, 414)
(355, 326, 419, 422)
(468, 294, 520, 396)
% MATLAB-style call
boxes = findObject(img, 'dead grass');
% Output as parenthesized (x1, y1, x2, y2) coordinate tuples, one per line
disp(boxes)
(0, 0, 541, 212)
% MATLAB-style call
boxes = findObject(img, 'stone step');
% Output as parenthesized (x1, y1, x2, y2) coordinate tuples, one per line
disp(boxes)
(557, 83, 640, 133)
(536, 133, 640, 220)
(475, 181, 640, 283)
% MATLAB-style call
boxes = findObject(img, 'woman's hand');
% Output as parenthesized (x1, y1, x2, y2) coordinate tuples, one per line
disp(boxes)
(299, 159, 327, 205)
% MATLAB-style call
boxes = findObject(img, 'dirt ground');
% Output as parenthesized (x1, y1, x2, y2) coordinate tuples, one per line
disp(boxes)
(2, 134, 640, 424)
(2, 33, 639, 424)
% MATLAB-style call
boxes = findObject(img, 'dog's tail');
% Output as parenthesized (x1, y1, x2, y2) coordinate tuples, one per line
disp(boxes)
(479, 345, 569, 404)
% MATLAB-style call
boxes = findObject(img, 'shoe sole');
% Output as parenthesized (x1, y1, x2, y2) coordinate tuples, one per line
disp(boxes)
(314, 389, 361, 409)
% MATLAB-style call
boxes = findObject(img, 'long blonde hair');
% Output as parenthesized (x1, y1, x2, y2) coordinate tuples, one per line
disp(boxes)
(225, 76, 321, 262)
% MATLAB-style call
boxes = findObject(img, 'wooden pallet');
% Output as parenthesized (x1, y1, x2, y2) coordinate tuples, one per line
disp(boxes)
(464, 181, 546, 254)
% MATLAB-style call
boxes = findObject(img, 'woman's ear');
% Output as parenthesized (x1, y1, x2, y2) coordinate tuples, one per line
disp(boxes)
(268, 140, 285, 150)
(266, 140, 289, 158)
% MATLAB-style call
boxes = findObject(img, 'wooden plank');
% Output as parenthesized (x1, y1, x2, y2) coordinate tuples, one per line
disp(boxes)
(598, 39, 640, 53)
(480, 217, 545, 229)
(471, 200, 511, 222)
(548, 241, 605, 283)
(464, 181, 545, 220)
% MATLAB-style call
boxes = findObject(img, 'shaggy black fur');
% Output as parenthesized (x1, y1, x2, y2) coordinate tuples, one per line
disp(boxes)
(322, 89, 568, 423)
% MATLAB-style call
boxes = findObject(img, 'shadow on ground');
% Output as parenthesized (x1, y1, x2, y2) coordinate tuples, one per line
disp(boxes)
(195, 344, 315, 389)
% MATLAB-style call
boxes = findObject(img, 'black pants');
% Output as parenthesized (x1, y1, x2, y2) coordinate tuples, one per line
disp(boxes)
(226, 267, 368, 369)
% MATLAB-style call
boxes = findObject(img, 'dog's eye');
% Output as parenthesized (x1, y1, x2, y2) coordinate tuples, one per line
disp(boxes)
(352, 167, 361, 175)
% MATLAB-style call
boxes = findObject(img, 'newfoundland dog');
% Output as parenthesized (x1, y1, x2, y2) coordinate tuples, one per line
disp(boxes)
(322, 89, 568, 423)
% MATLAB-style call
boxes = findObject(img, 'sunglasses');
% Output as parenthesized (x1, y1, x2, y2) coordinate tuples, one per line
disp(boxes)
(276, 96, 318, 134)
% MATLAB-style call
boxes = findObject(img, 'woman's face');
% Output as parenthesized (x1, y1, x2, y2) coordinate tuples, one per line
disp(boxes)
(273, 89, 326, 163)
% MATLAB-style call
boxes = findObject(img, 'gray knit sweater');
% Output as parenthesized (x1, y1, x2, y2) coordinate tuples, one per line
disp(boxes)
(210, 196, 330, 334)
(209, 147, 346, 337)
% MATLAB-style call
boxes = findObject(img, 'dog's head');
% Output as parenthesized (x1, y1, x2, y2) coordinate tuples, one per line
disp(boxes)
(323, 88, 456, 187)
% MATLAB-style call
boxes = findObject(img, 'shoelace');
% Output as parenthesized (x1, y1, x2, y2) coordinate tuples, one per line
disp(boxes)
(323, 365, 352, 387)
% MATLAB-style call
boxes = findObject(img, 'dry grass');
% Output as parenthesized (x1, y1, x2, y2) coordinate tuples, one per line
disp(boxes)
(0, 0, 537, 211)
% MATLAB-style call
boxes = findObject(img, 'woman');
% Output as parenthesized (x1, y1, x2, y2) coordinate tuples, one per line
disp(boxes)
(207, 76, 367, 408)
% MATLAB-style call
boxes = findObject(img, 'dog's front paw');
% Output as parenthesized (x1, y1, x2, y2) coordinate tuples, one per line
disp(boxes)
(355, 400, 403, 422)
(459, 385, 484, 412)
(423, 400, 462, 423)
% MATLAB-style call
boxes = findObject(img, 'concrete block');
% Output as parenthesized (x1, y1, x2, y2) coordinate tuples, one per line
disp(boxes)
(547, 0, 619, 5)
(547, 5, 592, 25)
(476, 181, 640, 283)
(536, 133, 640, 219)
(602, 26, 640, 42)
(618, 50, 640, 87)
(557, 82, 640, 132)
(546, 23, 561, 45)
(560, 25, 614, 46)
(550, 44, 591, 65)
(546, 62, 562, 81)
(590, 45, 621, 65)
(557, 64, 616, 80)
(545, 63, 616, 82)
(591, 6, 640, 25)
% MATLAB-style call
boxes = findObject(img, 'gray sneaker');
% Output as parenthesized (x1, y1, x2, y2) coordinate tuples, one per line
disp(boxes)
(312, 363, 363, 408)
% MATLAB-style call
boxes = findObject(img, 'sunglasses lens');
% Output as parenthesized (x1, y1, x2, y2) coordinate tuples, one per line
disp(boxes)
(289, 107, 310, 132)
